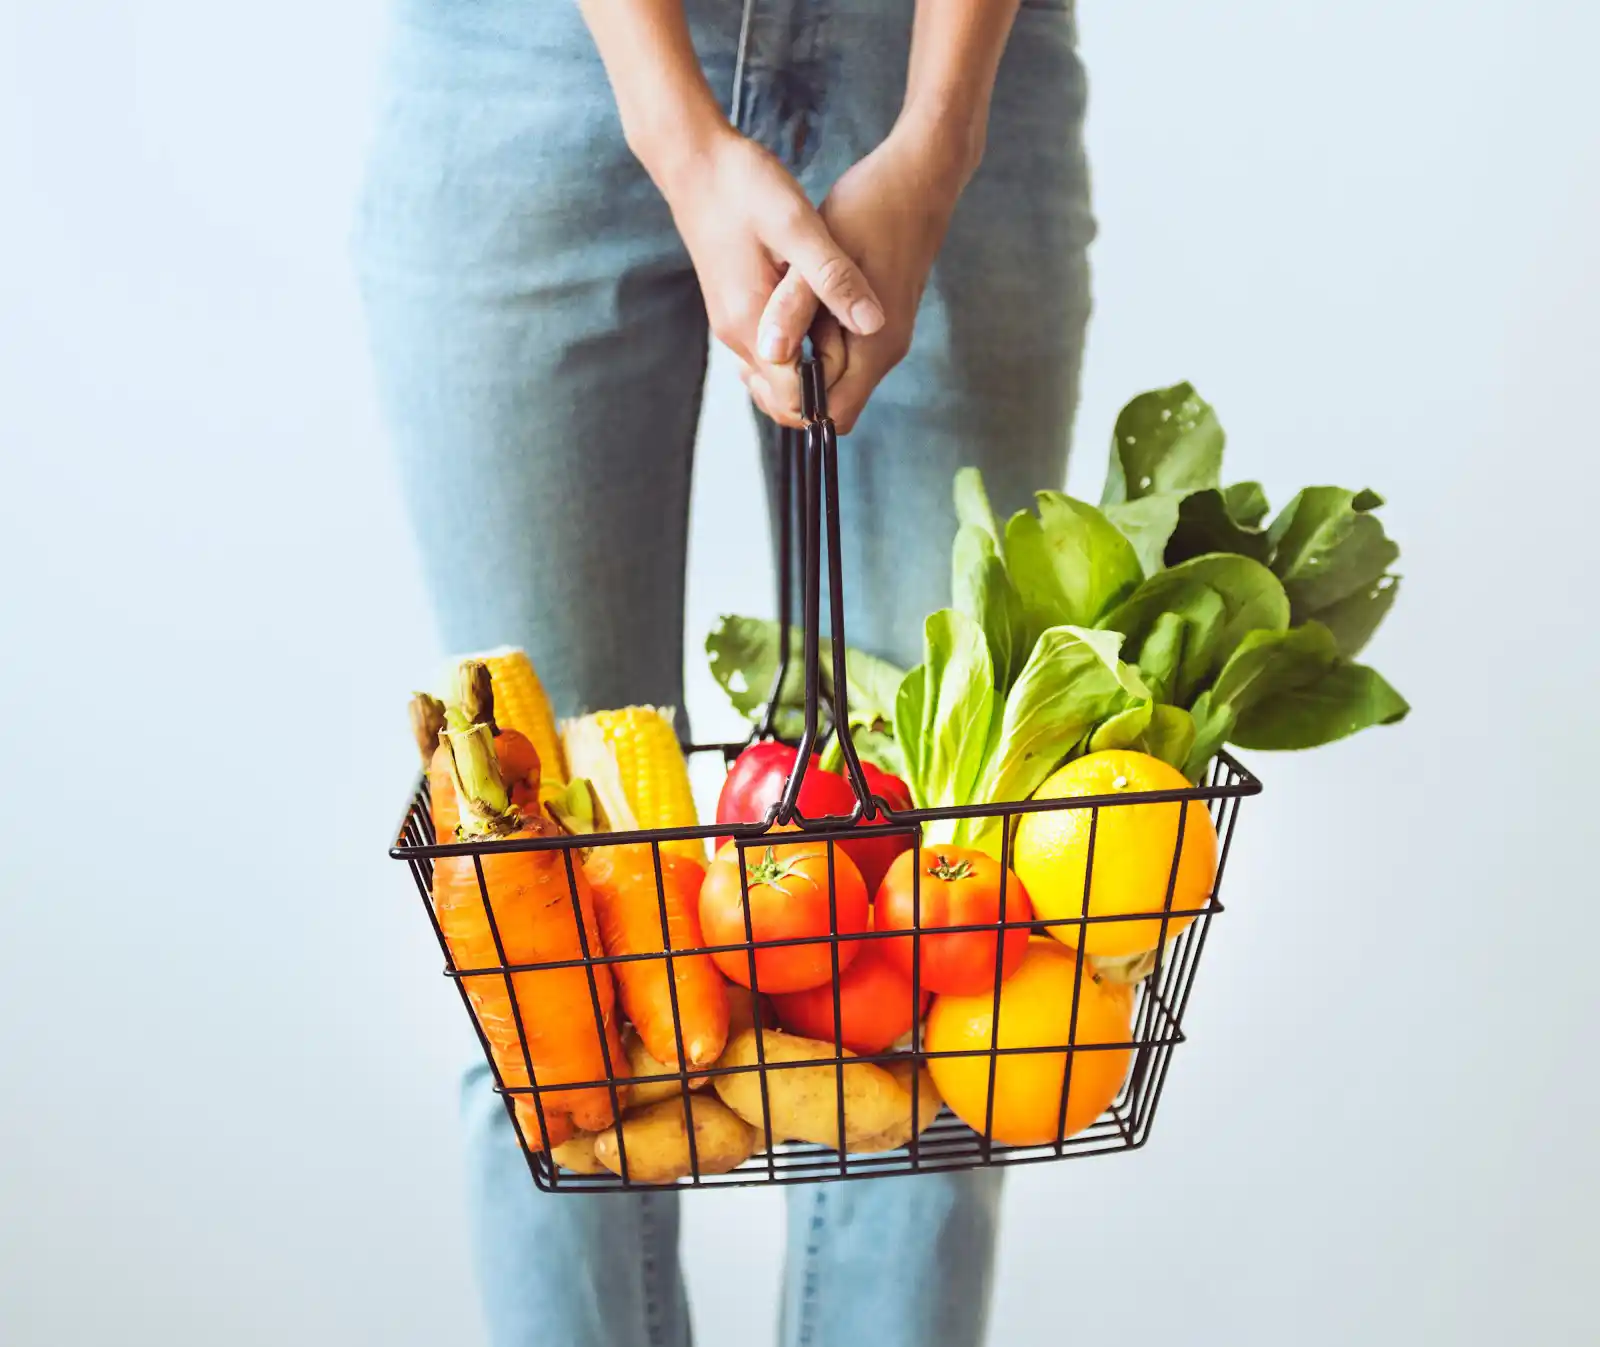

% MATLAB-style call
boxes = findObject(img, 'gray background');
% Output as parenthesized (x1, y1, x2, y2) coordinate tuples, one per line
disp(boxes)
(2, 1, 1596, 1344)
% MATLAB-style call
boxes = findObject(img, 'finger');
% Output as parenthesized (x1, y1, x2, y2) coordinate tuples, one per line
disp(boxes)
(810, 312, 847, 394)
(822, 349, 886, 435)
(755, 267, 819, 366)
(771, 212, 885, 338)
(740, 366, 805, 428)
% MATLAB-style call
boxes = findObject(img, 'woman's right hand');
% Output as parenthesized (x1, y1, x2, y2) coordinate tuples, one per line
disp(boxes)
(649, 127, 884, 425)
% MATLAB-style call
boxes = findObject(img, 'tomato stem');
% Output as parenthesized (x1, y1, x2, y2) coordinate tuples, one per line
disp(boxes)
(745, 844, 815, 896)
(925, 853, 976, 883)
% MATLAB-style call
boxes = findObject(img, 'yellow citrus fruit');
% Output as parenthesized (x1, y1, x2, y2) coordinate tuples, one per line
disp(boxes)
(926, 938, 1134, 1145)
(1012, 750, 1218, 958)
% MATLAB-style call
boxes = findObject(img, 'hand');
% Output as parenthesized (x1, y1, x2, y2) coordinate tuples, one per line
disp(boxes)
(753, 116, 974, 432)
(650, 126, 886, 426)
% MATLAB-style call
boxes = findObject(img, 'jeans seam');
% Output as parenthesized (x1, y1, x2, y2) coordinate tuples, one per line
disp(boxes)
(794, 1187, 828, 1347)
(639, 1195, 667, 1347)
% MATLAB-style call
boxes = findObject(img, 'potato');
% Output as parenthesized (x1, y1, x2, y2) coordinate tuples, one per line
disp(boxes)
(712, 1028, 914, 1150)
(851, 1061, 944, 1154)
(550, 1132, 606, 1175)
(622, 1029, 705, 1109)
(593, 1094, 757, 1183)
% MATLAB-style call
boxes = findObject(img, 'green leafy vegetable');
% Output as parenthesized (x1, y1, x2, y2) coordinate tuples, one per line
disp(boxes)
(1104, 555, 1291, 696)
(1180, 622, 1409, 773)
(956, 626, 1147, 845)
(1266, 487, 1400, 655)
(1003, 493, 1143, 641)
(705, 616, 905, 748)
(1165, 487, 1272, 566)
(952, 524, 1028, 692)
(895, 610, 997, 822)
(1102, 383, 1225, 505)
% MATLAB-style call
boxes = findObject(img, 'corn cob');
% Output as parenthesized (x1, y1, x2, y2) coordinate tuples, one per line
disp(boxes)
(562, 707, 705, 863)
(458, 647, 567, 805)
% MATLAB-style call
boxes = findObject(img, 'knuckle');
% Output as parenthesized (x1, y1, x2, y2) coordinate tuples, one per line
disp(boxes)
(813, 253, 859, 299)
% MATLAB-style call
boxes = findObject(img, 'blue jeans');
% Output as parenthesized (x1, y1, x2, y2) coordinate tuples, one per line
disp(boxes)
(356, 1, 1092, 1343)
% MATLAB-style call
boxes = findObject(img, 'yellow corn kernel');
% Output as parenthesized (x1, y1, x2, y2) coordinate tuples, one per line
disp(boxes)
(562, 707, 705, 863)
(462, 647, 567, 803)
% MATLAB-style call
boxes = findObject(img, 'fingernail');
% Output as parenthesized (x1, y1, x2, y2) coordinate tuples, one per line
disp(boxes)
(850, 298, 885, 335)
(757, 325, 789, 362)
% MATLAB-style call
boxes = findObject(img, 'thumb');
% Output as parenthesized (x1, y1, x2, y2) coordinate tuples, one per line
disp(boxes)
(774, 213, 885, 338)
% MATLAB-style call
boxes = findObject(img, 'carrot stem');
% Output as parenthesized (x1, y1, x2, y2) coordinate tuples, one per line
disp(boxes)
(409, 692, 447, 768)
(455, 660, 499, 735)
(444, 723, 518, 837)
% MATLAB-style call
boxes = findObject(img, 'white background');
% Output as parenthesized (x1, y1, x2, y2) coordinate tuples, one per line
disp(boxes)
(2, 2, 1597, 1344)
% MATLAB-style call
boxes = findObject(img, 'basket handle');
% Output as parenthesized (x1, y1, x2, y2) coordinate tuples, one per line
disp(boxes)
(760, 359, 880, 826)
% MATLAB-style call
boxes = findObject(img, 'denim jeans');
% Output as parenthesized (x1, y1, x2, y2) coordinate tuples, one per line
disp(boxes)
(356, 1, 1092, 1343)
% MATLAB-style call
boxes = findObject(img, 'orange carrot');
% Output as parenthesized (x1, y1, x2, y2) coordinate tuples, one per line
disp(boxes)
(428, 722, 624, 1149)
(583, 846, 730, 1070)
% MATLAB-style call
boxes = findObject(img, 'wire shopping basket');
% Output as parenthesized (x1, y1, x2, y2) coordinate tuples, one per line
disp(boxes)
(391, 361, 1261, 1192)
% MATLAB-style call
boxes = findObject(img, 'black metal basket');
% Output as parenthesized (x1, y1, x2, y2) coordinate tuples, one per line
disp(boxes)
(391, 361, 1261, 1192)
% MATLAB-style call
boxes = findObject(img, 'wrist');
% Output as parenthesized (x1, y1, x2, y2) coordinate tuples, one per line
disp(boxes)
(891, 95, 989, 199)
(622, 85, 734, 197)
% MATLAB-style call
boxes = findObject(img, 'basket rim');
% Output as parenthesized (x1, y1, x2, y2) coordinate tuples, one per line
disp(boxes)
(390, 745, 1261, 860)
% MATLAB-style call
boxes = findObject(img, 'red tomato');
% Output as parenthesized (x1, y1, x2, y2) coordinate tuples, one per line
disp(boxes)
(848, 762, 917, 895)
(699, 836, 869, 993)
(715, 743, 914, 892)
(874, 847, 1033, 995)
(715, 742, 858, 843)
(770, 926, 932, 1055)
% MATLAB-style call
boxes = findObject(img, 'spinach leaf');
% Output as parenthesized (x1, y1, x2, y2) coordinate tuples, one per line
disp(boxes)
(1223, 481, 1270, 529)
(894, 666, 929, 807)
(1267, 487, 1400, 652)
(896, 609, 997, 818)
(1003, 493, 1143, 642)
(958, 626, 1147, 845)
(1087, 702, 1154, 755)
(1141, 705, 1199, 774)
(1182, 691, 1236, 781)
(1129, 610, 1190, 704)
(953, 524, 1029, 692)
(1103, 555, 1291, 695)
(1102, 383, 1225, 505)
(1166, 487, 1273, 566)
(1103, 494, 1183, 577)
(953, 466, 1002, 543)
(1183, 622, 1410, 770)
(705, 616, 907, 739)
(1312, 574, 1401, 659)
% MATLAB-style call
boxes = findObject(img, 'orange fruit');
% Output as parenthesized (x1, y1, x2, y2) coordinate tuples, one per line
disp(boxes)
(1011, 750, 1218, 958)
(926, 938, 1134, 1145)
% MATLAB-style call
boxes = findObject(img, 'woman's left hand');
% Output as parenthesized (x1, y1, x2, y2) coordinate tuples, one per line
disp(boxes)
(741, 114, 978, 432)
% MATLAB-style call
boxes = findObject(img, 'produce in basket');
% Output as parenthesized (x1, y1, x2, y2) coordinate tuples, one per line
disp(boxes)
(851, 1059, 945, 1155)
(1013, 750, 1218, 957)
(581, 844, 729, 1071)
(714, 742, 915, 893)
(714, 1027, 932, 1151)
(465, 646, 569, 806)
(872, 846, 1033, 995)
(705, 381, 1408, 849)
(429, 721, 625, 1148)
(622, 1028, 711, 1109)
(551, 1132, 607, 1175)
(563, 706, 705, 863)
(769, 927, 930, 1056)
(593, 1094, 759, 1183)
(926, 937, 1134, 1146)
(699, 836, 870, 993)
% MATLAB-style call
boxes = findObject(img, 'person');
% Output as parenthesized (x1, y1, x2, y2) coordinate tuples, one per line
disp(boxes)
(354, 0, 1093, 1342)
